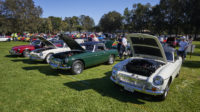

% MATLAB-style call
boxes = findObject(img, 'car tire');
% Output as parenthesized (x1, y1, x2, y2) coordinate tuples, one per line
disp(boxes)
(158, 82, 170, 101)
(107, 55, 115, 65)
(23, 50, 30, 57)
(46, 53, 53, 64)
(71, 60, 84, 75)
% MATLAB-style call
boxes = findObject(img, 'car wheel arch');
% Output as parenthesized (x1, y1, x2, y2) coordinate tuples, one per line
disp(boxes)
(73, 59, 85, 68)
(45, 53, 54, 59)
(23, 49, 31, 57)
(169, 76, 172, 85)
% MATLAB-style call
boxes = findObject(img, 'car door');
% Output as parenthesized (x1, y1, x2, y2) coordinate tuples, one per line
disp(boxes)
(79, 44, 100, 67)
(94, 44, 109, 63)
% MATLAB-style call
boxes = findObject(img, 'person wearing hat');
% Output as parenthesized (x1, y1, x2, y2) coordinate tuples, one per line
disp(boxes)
(178, 36, 188, 60)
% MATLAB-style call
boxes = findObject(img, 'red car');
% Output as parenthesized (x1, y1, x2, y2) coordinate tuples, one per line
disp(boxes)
(9, 39, 64, 57)
(9, 40, 42, 57)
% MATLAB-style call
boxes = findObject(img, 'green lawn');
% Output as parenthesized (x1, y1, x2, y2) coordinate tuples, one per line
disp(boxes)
(0, 41, 200, 112)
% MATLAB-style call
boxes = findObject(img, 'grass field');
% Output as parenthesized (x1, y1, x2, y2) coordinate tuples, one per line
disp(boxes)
(0, 41, 200, 112)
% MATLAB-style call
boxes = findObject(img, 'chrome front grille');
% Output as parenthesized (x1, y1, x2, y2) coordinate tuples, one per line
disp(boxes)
(117, 73, 151, 89)
(50, 58, 62, 65)
(30, 54, 39, 58)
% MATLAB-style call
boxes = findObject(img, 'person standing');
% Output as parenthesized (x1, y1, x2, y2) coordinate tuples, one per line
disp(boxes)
(11, 33, 14, 41)
(178, 36, 188, 60)
(117, 35, 122, 54)
(120, 36, 128, 59)
(14, 33, 18, 41)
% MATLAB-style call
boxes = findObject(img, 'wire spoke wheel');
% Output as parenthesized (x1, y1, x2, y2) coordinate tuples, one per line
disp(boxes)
(71, 60, 84, 74)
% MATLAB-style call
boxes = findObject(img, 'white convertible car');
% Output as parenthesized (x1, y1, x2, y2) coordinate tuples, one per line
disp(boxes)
(111, 33, 182, 100)
(29, 36, 70, 63)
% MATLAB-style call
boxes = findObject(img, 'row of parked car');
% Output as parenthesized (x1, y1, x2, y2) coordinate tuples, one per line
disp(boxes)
(9, 34, 182, 100)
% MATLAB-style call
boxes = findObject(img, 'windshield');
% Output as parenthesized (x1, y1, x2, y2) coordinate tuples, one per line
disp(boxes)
(31, 40, 40, 46)
(50, 40, 66, 47)
(81, 45, 94, 51)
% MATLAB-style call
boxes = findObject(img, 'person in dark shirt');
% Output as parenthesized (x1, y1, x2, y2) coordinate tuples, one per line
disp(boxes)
(117, 35, 122, 54)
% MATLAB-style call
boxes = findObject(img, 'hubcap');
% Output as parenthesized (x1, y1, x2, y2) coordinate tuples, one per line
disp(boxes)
(46, 55, 51, 63)
(74, 63, 82, 73)
(109, 56, 114, 63)
(24, 51, 29, 57)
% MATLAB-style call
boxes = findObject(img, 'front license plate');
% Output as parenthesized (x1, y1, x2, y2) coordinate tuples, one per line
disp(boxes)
(124, 86, 134, 92)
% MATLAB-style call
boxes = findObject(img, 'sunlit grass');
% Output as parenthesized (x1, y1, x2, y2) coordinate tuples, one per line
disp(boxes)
(0, 41, 200, 112)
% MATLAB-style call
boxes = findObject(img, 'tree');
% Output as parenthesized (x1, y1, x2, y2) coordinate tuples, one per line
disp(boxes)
(99, 11, 123, 33)
(48, 16, 62, 33)
(79, 15, 95, 31)
(149, 5, 166, 35)
(132, 3, 151, 32)
(38, 18, 52, 33)
(0, 0, 42, 34)
(123, 8, 133, 32)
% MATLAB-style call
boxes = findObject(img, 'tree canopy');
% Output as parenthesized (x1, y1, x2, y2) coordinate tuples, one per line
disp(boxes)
(1, 0, 200, 37)
(99, 11, 123, 33)
(0, 0, 42, 34)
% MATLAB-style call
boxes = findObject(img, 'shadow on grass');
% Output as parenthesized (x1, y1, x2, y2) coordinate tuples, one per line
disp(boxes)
(5, 55, 23, 58)
(189, 52, 200, 57)
(64, 71, 162, 104)
(183, 60, 200, 68)
(11, 58, 45, 64)
(22, 65, 72, 76)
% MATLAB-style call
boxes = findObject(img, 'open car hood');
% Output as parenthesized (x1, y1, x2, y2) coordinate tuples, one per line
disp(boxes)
(59, 34, 85, 51)
(37, 36, 57, 48)
(127, 33, 167, 63)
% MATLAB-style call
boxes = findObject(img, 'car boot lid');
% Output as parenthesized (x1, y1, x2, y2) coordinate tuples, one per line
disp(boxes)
(127, 33, 167, 63)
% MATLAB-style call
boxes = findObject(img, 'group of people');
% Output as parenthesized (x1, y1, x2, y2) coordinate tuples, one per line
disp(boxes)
(68, 32, 105, 42)
(116, 34, 193, 61)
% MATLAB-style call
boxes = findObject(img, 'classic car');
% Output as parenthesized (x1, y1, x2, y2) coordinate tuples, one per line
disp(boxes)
(9, 37, 63, 57)
(110, 33, 182, 100)
(29, 37, 70, 63)
(49, 35, 118, 74)
(0, 36, 10, 42)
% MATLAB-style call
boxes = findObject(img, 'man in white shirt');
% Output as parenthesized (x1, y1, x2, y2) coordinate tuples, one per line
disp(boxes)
(120, 36, 128, 59)
(178, 36, 188, 60)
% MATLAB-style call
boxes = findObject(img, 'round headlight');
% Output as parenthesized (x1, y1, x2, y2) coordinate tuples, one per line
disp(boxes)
(153, 76, 164, 86)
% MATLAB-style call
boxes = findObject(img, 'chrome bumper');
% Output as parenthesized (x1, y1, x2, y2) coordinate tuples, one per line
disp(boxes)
(29, 55, 43, 61)
(49, 62, 71, 70)
(110, 76, 164, 95)
(9, 50, 21, 55)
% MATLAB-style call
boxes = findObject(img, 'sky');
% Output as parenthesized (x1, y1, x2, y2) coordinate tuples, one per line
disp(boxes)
(34, 0, 160, 25)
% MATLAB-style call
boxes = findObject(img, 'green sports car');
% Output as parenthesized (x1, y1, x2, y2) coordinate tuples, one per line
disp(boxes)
(49, 35, 118, 74)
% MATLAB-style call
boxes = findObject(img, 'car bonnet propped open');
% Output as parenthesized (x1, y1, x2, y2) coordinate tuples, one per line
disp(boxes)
(127, 33, 167, 63)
